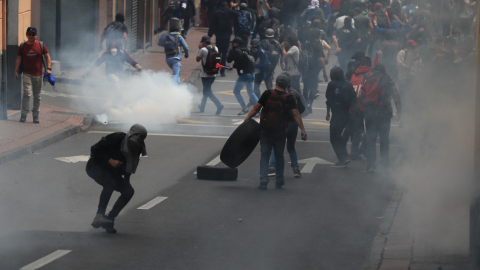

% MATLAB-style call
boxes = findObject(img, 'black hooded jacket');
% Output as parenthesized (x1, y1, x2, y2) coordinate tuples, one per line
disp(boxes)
(325, 67, 357, 115)
(90, 132, 129, 175)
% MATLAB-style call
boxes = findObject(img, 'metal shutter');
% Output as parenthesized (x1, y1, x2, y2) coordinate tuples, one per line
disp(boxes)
(130, 0, 138, 52)
(59, 0, 96, 66)
(40, 0, 57, 60)
(154, 0, 159, 33)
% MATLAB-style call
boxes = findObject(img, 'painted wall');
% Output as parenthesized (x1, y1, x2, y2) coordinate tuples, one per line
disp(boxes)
(18, 0, 31, 45)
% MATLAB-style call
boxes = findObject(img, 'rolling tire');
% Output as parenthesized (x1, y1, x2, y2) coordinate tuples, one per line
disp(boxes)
(220, 119, 261, 168)
(197, 166, 238, 181)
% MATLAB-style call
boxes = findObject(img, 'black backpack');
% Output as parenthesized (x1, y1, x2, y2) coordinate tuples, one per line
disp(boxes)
(217, 10, 231, 32)
(241, 48, 256, 71)
(293, 47, 309, 74)
(374, 11, 389, 29)
(260, 90, 291, 132)
(202, 46, 221, 75)
(265, 39, 282, 65)
(164, 34, 179, 55)
(169, 0, 181, 11)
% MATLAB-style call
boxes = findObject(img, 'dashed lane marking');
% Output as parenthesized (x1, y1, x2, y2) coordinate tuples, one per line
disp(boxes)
(138, 196, 168, 210)
(176, 118, 212, 124)
(20, 250, 72, 270)
(55, 155, 90, 163)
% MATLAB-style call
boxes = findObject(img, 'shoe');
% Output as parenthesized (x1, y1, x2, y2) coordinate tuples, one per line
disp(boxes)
(198, 105, 204, 113)
(345, 159, 351, 165)
(215, 105, 224, 115)
(275, 181, 285, 188)
(106, 228, 117, 234)
(33, 116, 39, 124)
(293, 168, 302, 178)
(19, 114, 27, 123)
(366, 163, 376, 173)
(258, 182, 268, 190)
(331, 162, 347, 168)
(237, 107, 249, 116)
(314, 93, 320, 99)
(91, 214, 113, 229)
(350, 155, 362, 160)
(268, 167, 276, 177)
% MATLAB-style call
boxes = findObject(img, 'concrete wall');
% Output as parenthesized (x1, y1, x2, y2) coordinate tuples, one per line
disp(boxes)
(18, 0, 31, 45)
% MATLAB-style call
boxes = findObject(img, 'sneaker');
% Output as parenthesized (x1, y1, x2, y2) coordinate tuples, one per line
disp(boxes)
(268, 167, 276, 177)
(91, 214, 113, 229)
(350, 155, 362, 160)
(275, 181, 285, 188)
(331, 162, 347, 169)
(198, 105, 204, 113)
(215, 105, 224, 115)
(366, 163, 376, 173)
(293, 168, 302, 178)
(33, 116, 39, 124)
(238, 107, 249, 116)
(19, 114, 26, 123)
(258, 182, 268, 190)
(345, 159, 351, 165)
(105, 228, 117, 234)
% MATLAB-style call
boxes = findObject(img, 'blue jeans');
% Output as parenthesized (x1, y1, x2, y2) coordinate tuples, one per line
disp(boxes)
(233, 73, 257, 108)
(269, 121, 299, 169)
(260, 130, 287, 184)
(166, 58, 182, 84)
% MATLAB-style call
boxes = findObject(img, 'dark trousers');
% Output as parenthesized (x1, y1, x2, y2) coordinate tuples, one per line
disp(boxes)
(86, 159, 135, 219)
(265, 64, 276, 89)
(290, 75, 301, 95)
(260, 130, 287, 183)
(200, 77, 222, 109)
(216, 35, 231, 72)
(337, 52, 350, 73)
(252, 16, 265, 40)
(441, 19, 451, 37)
(254, 72, 266, 98)
(358, 36, 369, 53)
(237, 34, 249, 48)
(182, 16, 191, 37)
(341, 112, 365, 157)
(365, 114, 391, 166)
(303, 66, 321, 103)
(330, 113, 350, 163)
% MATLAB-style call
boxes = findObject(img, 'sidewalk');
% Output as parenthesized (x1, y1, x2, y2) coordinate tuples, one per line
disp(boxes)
(0, 105, 92, 165)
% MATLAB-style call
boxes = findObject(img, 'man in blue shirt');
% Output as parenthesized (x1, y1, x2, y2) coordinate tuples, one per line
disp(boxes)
(319, 0, 331, 23)
(161, 19, 189, 83)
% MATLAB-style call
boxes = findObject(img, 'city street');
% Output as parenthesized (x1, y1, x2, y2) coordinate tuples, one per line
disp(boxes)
(0, 64, 402, 269)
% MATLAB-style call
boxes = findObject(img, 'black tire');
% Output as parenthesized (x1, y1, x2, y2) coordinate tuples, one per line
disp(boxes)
(220, 119, 261, 168)
(197, 166, 238, 181)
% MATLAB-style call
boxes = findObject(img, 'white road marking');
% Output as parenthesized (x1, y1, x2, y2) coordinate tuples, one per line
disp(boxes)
(55, 155, 90, 163)
(194, 155, 221, 174)
(137, 196, 168, 210)
(41, 90, 106, 100)
(20, 250, 72, 270)
(297, 157, 334, 173)
(231, 119, 244, 125)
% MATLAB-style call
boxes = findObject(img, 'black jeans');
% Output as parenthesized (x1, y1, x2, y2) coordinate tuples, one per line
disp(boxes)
(200, 77, 222, 109)
(253, 72, 266, 99)
(290, 75, 301, 94)
(182, 16, 191, 37)
(330, 113, 350, 163)
(86, 159, 135, 219)
(365, 114, 391, 166)
(265, 64, 276, 90)
(216, 35, 231, 68)
(341, 112, 365, 157)
(303, 66, 321, 103)
(441, 19, 451, 37)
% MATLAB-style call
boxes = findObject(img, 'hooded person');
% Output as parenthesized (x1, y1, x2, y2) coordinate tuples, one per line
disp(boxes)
(378, 30, 400, 80)
(325, 66, 357, 168)
(87, 40, 142, 83)
(87, 124, 148, 233)
(100, 13, 128, 50)
(258, 8, 282, 40)
(249, 39, 270, 103)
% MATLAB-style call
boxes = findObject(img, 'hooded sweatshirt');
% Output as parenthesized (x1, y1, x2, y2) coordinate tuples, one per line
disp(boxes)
(92, 41, 138, 76)
(350, 66, 373, 112)
(325, 67, 357, 114)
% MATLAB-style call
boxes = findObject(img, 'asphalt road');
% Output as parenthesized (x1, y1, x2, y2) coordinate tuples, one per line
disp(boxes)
(0, 59, 400, 269)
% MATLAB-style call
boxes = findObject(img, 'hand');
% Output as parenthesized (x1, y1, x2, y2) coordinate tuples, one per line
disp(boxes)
(228, 66, 234, 70)
(281, 42, 285, 49)
(336, 47, 342, 52)
(198, 43, 202, 49)
(14, 71, 19, 80)
(135, 64, 142, 72)
(301, 131, 307, 141)
(108, 159, 123, 168)
(257, 13, 261, 19)
(281, 62, 285, 69)
(181, 19, 184, 24)
(323, 74, 328, 82)
(326, 113, 330, 121)
(46, 69, 52, 74)
(325, 19, 328, 23)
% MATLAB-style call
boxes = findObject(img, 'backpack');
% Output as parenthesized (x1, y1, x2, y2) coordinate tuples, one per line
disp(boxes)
(374, 11, 389, 29)
(362, 73, 389, 111)
(260, 90, 291, 132)
(333, 83, 351, 109)
(217, 10, 231, 32)
(169, 0, 181, 11)
(286, 87, 306, 114)
(258, 19, 273, 39)
(265, 39, 282, 66)
(164, 34, 179, 55)
(18, 41, 46, 74)
(241, 48, 256, 71)
(258, 48, 271, 68)
(202, 46, 221, 75)
(237, 11, 250, 35)
(292, 47, 309, 74)
(305, 9, 319, 23)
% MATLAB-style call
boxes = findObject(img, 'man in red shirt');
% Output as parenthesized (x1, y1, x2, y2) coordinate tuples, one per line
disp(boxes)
(14, 27, 52, 124)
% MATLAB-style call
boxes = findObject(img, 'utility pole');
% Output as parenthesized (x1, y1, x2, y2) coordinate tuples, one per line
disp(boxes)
(0, 0, 7, 119)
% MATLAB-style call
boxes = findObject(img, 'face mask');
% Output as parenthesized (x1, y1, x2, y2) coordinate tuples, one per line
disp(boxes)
(110, 49, 118, 56)
(251, 47, 259, 53)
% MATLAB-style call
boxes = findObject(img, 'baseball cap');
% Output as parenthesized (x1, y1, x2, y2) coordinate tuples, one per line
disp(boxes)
(200, 35, 211, 43)
(26, 27, 37, 35)
(231, 37, 244, 45)
(265, 28, 275, 38)
(351, 50, 365, 60)
(276, 74, 290, 89)
(406, 39, 418, 47)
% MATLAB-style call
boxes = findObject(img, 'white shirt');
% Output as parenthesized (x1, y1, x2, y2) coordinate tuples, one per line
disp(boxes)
(334, 15, 355, 29)
(285, 46, 301, 76)
(198, 46, 218, 78)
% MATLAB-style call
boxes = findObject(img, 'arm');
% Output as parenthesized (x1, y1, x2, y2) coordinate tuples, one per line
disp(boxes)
(281, 43, 291, 58)
(397, 51, 408, 68)
(292, 109, 307, 140)
(91, 135, 125, 168)
(319, 57, 328, 82)
(179, 36, 189, 58)
(123, 32, 128, 49)
(256, 1, 261, 19)
(326, 4, 331, 21)
(44, 53, 52, 74)
(14, 55, 21, 79)
(124, 52, 139, 67)
(244, 103, 262, 120)
(332, 35, 341, 52)
(326, 105, 331, 121)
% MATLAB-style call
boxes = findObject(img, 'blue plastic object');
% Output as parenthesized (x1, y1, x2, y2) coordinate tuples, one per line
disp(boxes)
(43, 72, 56, 92)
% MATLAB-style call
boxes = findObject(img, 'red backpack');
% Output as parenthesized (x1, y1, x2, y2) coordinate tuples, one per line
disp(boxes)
(202, 46, 221, 75)
(260, 90, 291, 132)
(362, 73, 388, 110)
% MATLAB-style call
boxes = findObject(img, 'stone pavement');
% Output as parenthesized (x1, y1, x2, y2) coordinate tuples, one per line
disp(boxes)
(0, 105, 91, 164)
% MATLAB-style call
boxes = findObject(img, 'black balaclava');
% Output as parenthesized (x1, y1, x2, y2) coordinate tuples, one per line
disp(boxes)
(330, 66, 345, 81)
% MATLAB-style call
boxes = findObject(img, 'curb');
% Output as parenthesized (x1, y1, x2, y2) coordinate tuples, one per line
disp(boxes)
(183, 64, 203, 85)
(0, 114, 94, 165)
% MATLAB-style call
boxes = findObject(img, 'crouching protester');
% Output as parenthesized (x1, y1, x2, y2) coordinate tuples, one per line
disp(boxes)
(87, 124, 148, 233)
(244, 74, 307, 190)
(269, 72, 306, 178)
(360, 63, 401, 173)
(325, 67, 357, 168)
